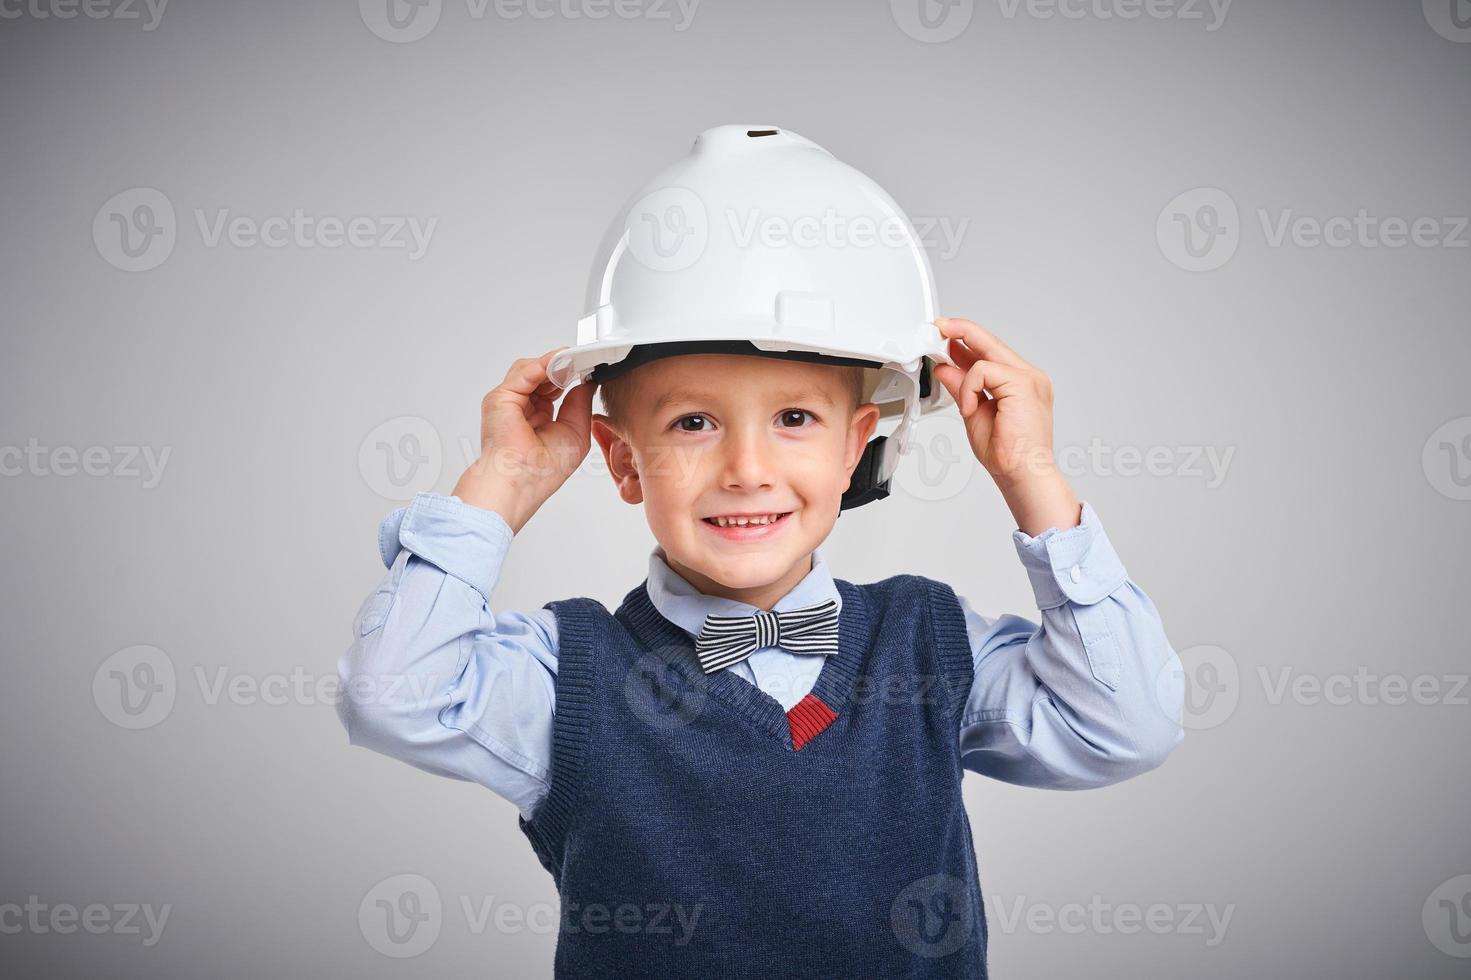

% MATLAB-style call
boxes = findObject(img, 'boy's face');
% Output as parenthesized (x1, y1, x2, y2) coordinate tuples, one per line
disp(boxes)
(591, 354, 881, 609)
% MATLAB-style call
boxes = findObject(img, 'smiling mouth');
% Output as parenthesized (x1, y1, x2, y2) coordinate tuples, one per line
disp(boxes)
(701, 512, 792, 528)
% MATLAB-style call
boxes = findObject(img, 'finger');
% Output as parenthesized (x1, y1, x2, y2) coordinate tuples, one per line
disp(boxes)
(936, 318, 1032, 371)
(937, 358, 1028, 417)
(934, 363, 983, 416)
(483, 356, 556, 442)
(934, 363, 998, 443)
(536, 372, 569, 407)
(553, 381, 597, 444)
(932, 362, 965, 403)
(526, 386, 559, 420)
(946, 336, 981, 372)
(496, 348, 567, 398)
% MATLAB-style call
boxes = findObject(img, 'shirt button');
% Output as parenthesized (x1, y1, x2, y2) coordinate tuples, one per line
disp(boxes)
(1069, 564, 1081, 584)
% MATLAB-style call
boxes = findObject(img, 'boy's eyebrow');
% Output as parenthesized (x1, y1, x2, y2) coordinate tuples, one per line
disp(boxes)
(651, 387, 836, 413)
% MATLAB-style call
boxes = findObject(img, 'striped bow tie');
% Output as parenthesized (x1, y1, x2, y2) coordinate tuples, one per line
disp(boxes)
(693, 598, 840, 674)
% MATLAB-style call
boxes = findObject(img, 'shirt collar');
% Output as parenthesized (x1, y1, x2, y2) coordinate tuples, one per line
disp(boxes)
(646, 544, 842, 639)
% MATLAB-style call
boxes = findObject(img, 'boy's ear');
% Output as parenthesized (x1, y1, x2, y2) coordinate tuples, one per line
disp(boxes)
(843, 403, 883, 477)
(590, 414, 644, 505)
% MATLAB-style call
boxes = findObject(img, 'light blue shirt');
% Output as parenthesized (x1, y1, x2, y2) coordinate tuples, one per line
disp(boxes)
(337, 493, 1185, 821)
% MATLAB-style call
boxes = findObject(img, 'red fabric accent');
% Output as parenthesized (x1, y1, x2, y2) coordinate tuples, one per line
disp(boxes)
(786, 693, 837, 751)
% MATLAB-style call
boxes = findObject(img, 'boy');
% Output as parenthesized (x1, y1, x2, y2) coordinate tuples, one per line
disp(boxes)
(338, 126, 1185, 978)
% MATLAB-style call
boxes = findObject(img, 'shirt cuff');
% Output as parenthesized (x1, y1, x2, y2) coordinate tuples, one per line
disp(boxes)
(1011, 500, 1128, 609)
(376, 491, 514, 602)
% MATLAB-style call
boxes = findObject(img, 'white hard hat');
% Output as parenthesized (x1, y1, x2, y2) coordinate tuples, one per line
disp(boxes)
(548, 123, 956, 510)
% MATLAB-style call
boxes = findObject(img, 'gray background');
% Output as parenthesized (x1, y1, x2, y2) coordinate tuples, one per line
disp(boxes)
(2, 0, 1469, 976)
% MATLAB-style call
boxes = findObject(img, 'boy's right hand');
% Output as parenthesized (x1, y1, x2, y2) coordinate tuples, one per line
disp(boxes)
(451, 348, 597, 534)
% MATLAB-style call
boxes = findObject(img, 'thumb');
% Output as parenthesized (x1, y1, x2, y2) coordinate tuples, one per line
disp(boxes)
(553, 381, 597, 444)
(933, 363, 964, 404)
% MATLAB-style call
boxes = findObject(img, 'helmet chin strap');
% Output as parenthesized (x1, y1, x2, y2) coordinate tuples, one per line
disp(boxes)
(841, 367, 923, 511)
(841, 436, 893, 510)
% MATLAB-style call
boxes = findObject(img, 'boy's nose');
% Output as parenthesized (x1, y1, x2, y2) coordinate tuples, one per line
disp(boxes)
(720, 427, 776, 491)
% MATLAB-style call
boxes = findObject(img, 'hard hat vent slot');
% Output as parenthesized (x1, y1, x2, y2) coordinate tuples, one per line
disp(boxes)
(747, 129, 779, 137)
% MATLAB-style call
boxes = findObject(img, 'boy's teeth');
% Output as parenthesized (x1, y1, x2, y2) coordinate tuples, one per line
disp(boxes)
(711, 514, 781, 527)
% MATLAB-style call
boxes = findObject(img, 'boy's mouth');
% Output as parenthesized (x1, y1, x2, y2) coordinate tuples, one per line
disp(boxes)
(700, 511, 793, 538)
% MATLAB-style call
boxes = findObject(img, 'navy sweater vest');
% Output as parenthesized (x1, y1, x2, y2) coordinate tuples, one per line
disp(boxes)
(518, 573, 990, 978)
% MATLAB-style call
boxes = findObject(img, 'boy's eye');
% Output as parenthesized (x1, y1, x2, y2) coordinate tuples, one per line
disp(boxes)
(672, 411, 815, 431)
(779, 409, 815, 428)
(674, 415, 711, 432)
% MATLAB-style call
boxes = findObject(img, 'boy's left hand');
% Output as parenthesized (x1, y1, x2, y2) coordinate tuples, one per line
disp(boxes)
(931, 317, 1081, 537)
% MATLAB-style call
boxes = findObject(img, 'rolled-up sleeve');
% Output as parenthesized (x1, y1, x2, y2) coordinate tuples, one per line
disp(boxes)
(957, 501, 1185, 789)
(337, 492, 559, 821)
